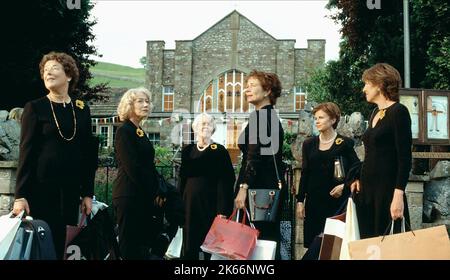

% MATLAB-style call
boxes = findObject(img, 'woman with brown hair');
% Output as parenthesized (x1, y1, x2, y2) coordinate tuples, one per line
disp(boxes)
(12, 52, 96, 259)
(351, 63, 412, 238)
(234, 70, 285, 259)
(296, 102, 360, 248)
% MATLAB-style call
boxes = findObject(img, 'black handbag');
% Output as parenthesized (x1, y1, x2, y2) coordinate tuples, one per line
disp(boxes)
(247, 151, 283, 222)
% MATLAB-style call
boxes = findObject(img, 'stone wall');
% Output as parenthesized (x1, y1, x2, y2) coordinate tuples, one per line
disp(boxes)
(0, 161, 17, 216)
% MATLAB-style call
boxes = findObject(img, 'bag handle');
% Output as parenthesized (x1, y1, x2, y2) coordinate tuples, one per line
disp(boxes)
(270, 146, 282, 190)
(381, 218, 415, 242)
(233, 208, 256, 229)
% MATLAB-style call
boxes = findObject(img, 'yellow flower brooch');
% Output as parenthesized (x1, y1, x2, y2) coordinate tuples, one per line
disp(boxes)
(335, 138, 344, 145)
(136, 128, 144, 137)
(379, 109, 386, 120)
(210, 144, 217, 150)
(75, 100, 85, 110)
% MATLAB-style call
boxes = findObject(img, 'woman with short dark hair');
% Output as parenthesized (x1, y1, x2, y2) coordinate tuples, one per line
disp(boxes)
(13, 52, 96, 259)
(296, 102, 360, 248)
(351, 63, 412, 238)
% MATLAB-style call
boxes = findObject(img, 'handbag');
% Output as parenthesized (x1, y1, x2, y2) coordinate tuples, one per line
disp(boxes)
(348, 220, 450, 260)
(64, 214, 87, 260)
(200, 208, 259, 260)
(247, 150, 282, 222)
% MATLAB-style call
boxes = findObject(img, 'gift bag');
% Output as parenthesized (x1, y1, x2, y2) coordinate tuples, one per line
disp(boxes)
(319, 212, 346, 260)
(165, 227, 182, 259)
(211, 240, 277, 260)
(201, 208, 259, 260)
(64, 214, 87, 260)
(0, 211, 24, 260)
(4, 218, 34, 260)
(348, 222, 450, 260)
(339, 197, 360, 260)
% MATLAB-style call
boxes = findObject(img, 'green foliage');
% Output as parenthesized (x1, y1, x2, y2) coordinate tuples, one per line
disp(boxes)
(154, 145, 176, 179)
(305, 0, 450, 119)
(283, 131, 297, 164)
(1, 0, 109, 110)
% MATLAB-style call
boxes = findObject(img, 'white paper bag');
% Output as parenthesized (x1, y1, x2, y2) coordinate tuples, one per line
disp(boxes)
(339, 197, 360, 260)
(0, 211, 24, 260)
(211, 240, 277, 260)
(165, 227, 182, 259)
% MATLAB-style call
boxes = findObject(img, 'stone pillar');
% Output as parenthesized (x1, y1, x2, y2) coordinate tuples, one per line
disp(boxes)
(0, 161, 17, 216)
(405, 178, 425, 230)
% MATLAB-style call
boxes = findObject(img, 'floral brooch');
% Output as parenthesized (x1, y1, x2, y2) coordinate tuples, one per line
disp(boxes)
(210, 144, 217, 150)
(136, 128, 144, 137)
(335, 138, 344, 145)
(75, 100, 85, 110)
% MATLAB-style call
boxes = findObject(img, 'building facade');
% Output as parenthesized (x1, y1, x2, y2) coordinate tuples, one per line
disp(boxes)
(91, 10, 325, 159)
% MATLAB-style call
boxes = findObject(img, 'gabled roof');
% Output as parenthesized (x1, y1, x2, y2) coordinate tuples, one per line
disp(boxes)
(193, 10, 278, 41)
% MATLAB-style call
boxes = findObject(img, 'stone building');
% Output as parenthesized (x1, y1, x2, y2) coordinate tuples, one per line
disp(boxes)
(91, 10, 325, 160)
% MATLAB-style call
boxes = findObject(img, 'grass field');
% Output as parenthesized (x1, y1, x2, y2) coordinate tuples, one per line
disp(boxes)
(89, 61, 146, 88)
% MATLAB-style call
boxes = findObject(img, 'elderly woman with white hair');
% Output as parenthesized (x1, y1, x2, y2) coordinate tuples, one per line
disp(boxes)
(112, 87, 160, 260)
(179, 113, 235, 260)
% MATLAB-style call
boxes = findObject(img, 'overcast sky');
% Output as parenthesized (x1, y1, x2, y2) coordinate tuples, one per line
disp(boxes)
(90, 0, 342, 68)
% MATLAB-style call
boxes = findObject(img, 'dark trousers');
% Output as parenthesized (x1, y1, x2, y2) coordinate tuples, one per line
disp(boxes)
(29, 184, 79, 259)
(113, 197, 159, 260)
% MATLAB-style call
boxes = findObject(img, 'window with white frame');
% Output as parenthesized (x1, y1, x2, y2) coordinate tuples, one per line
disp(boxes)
(162, 86, 174, 112)
(198, 70, 250, 113)
(100, 126, 109, 147)
(294, 86, 306, 111)
(147, 132, 160, 146)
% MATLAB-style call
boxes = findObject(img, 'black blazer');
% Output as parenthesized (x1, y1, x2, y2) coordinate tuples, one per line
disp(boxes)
(112, 120, 158, 200)
(15, 96, 96, 200)
(236, 104, 285, 191)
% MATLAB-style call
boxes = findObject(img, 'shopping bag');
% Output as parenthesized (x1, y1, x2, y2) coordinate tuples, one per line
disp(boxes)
(0, 211, 24, 260)
(4, 218, 34, 260)
(64, 214, 87, 259)
(211, 239, 277, 260)
(319, 212, 346, 260)
(165, 227, 182, 259)
(348, 221, 450, 260)
(201, 208, 259, 260)
(339, 197, 360, 260)
(248, 189, 280, 222)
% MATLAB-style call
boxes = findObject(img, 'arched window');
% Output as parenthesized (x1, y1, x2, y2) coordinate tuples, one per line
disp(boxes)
(198, 70, 249, 113)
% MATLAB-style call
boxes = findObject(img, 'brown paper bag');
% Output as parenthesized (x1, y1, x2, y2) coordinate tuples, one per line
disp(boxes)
(348, 225, 450, 260)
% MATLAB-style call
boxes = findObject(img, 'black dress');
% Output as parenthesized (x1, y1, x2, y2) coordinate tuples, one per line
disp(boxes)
(236, 104, 285, 259)
(179, 143, 235, 260)
(297, 135, 360, 248)
(15, 96, 97, 259)
(112, 119, 159, 259)
(356, 102, 412, 238)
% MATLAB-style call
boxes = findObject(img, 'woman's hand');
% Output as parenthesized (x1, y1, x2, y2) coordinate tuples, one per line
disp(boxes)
(330, 183, 344, 198)
(81, 196, 93, 216)
(350, 179, 360, 193)
(155, 196, 167, 208)
(296, 202, 305, 219)
(234, 188, 247, 209)
(390, 189, 404, 220)
(12, 198, 30, 216)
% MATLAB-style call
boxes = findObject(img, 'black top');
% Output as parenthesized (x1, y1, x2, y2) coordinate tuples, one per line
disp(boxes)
(360, 102, 412, 194)
(112, 119, 158, 200)
(236, 104, 284, 191)
(296, 135, 360, 247)
(15, 96, 96, 199)
(179, 143, 235, 258)
(356, 102, 412, 238)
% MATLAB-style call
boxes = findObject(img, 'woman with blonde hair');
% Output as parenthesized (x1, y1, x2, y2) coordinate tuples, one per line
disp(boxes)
(113, 87, 160, 259)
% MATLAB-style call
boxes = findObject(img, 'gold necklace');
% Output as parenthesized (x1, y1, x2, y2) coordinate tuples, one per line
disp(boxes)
(49, 98, 77, 141)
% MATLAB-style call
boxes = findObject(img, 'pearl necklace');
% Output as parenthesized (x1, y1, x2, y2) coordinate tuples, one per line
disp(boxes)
(196, 142, 210, 151)
(319, 132, 337, 144)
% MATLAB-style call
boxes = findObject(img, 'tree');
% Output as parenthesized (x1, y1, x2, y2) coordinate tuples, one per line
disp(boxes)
(139, 56, 148, 70)
(0, 0, 109, 111)
(304, 0, 450, 118)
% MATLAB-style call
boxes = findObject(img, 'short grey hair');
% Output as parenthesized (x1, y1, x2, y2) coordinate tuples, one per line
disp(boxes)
(192, 113, 216, 134)
(117, 87, 152, 121)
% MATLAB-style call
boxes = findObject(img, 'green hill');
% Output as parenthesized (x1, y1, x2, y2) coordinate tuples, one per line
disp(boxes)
(89, 61, 146, 88)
